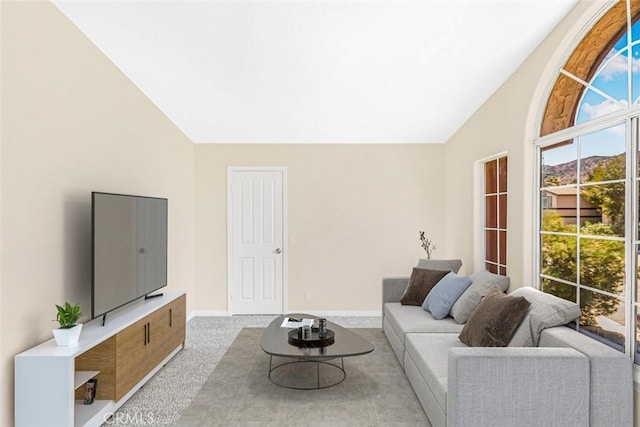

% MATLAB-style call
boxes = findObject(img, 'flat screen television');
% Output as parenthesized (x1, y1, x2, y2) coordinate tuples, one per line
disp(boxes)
(92, 192, 168, 321)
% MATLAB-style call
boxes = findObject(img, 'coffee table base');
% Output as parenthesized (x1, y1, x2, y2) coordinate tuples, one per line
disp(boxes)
(267, 356, 346, 390)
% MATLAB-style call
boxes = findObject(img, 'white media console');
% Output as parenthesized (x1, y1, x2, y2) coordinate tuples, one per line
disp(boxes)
(15, 290, 186, 427)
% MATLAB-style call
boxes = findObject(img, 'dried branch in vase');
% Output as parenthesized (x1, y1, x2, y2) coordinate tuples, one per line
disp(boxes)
(419, 231, 436, 260)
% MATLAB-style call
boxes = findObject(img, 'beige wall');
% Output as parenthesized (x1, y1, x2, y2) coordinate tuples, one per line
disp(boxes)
(0, 2, 194, 425)
(443, 0, 597, 288)
(194, 144, 445, 313)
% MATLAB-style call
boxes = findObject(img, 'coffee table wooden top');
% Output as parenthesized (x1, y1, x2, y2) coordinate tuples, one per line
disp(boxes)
(261, 314, 374, 359)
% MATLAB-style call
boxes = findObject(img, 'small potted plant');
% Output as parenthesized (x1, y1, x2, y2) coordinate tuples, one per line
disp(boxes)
(52, 302, 83, 346)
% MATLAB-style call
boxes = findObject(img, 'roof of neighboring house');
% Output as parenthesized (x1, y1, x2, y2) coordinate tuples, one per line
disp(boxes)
(543, 186, 578, 196)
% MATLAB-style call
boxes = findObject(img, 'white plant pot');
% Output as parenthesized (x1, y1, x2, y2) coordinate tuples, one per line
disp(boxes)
(52, 324, 82, 346)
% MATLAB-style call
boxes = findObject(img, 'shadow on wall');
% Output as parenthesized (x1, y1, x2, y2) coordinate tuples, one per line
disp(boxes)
(63, 194, 92, 323)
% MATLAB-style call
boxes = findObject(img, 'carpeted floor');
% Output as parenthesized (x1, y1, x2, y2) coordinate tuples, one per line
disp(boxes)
(178, 327, 430, 426)
(102, 316, 385, 426)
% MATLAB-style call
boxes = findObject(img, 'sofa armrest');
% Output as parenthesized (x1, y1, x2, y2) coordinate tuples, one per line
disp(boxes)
(448, 347, 589, 427)
(539, 326, 633, 426)
(382, 277, 409, 328)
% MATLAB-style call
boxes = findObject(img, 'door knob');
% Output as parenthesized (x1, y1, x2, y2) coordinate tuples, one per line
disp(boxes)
(275, 248, 282, 254)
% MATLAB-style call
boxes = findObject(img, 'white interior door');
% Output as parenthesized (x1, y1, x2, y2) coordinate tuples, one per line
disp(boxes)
(228, 168, 286, 314)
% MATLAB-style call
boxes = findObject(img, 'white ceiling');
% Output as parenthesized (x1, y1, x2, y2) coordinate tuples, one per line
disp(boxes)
(53, 0, 577, 144)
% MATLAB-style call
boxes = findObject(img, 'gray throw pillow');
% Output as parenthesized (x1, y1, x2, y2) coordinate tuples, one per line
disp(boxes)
(458, 289, 531, 347)
(422, 272, 473, 319)
(400, 268, 449, 306)
(416, 258, 462, 273)
(450, 270, 510, 324)
(507, 287, 582, 347)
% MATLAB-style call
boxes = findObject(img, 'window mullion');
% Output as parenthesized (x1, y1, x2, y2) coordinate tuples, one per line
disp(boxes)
(559, 69, 626, 108)
(627, 0, 633, 106)
(576, 136, 582, 315)
(534, 145, 542, 290)
(627, 116, 637, 361)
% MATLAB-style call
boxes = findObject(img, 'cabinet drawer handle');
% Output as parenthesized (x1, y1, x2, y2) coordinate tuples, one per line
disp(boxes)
(170, 308, 172, 327)
(147, 322, 151, 344)
(144, 324, 147, 346)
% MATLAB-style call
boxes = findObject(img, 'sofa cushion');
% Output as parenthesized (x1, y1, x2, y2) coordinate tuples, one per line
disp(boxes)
(384, 303, 464, 346)
(508, 287, 582, 347)
(405, 333, 465, 411)
(459, 290, 531, 347)
(422, 272, 472, 320)
(450, 270, 510, 324)
(416, 258, 463, 273)
(400, 268, 449, 306)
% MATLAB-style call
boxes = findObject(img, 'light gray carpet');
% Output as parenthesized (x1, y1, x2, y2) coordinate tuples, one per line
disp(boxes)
(178, 327, 430, 426)
(102, 316, 383, 426)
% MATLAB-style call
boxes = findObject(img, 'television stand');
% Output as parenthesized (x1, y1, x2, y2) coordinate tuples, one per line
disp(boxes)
(145, 292, 164, 300)
(15, 291, 185, 427)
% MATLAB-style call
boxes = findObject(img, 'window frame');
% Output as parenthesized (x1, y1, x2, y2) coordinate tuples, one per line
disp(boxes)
(474, 152, 508, 275)
(482, 155, 508, 276)
(534, 110, 636, 362)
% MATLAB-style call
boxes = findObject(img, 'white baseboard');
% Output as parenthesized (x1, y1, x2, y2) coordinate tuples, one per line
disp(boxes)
(286, 310, 381, 317)
(188, 309, 381, 320)
(187, 310, 229, 320)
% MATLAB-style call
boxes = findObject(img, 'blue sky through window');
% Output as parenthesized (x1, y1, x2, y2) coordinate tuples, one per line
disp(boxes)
(543, 20, 640, 167)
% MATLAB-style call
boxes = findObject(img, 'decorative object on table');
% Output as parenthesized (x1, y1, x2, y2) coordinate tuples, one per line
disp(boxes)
(280, 317, 313, 328)
(419, 231, 436, 259)
(302, 325, 312, 340)
(318, 318, 327, 338)
(52, 302, 83, 346)
(287, 328, 335, 348)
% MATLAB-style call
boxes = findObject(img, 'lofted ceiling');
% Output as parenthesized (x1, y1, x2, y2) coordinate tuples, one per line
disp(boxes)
(53, 0, 577, 144)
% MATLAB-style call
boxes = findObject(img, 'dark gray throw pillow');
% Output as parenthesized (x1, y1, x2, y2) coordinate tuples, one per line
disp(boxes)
(458, 289, 531, 347)
(400, 268, 449, 306)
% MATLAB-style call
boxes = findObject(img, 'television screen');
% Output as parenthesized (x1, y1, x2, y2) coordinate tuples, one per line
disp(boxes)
(92, 192, 168, 319)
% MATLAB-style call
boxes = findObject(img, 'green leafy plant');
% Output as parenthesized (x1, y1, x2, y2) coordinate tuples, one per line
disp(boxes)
(419, 231, 436, 259)
(541, 210, 623, 325)
(55, 302, 82, 329)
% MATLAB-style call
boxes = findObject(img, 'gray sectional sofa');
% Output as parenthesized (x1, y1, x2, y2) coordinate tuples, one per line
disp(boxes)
(382, 261, 633, 427)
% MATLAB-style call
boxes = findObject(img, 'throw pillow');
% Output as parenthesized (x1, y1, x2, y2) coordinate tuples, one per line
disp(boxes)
(450, 270, 510, 324)
(459, 289, 531, 347)
(507, 287, 582, 347)
(400, 268, 449, 306)
(422, 272, 473, 320)
(416, 258, 463, 273)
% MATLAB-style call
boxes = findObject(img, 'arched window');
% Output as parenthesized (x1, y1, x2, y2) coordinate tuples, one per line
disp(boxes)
(536, 0, 640, 364)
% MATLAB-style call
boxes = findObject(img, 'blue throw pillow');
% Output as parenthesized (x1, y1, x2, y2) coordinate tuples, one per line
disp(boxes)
(422, 272, 473, 320)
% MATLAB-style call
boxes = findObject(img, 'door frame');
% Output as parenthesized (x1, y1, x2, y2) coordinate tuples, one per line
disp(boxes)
(226, 166, 288, 315)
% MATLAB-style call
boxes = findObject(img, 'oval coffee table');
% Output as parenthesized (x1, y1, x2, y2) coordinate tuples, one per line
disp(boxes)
(261, 314, 374, 390)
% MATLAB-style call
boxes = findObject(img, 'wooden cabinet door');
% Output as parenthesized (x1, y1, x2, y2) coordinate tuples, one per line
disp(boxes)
(115, 315, 153, 400)
(167, 295, 186, 350)
(146, 295, 186, 366)
(111, 295, 186, 401)
(146, 305, 171, 367)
